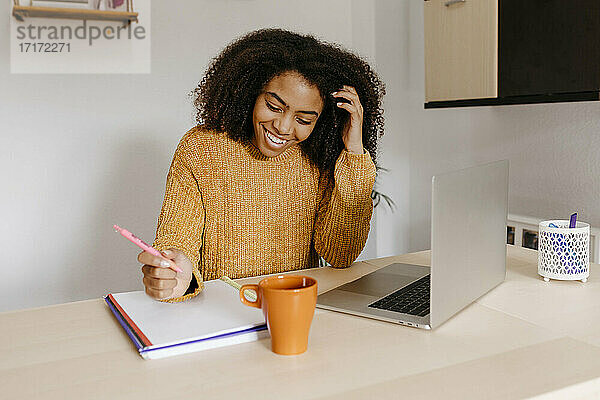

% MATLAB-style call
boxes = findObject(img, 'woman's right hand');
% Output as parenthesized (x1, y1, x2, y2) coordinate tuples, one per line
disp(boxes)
(138, 248, 194, 300)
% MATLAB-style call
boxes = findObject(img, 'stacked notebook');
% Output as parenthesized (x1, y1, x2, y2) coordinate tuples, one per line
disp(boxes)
(105, 279, 268, 360)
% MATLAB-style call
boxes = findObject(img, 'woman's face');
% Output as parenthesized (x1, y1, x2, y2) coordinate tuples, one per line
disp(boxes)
(252, 71, 324, 158)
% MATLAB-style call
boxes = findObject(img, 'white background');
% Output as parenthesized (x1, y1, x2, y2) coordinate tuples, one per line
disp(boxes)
(1, 0, 599, 312)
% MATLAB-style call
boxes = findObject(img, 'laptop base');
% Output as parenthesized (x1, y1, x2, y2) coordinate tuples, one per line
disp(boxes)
(316, 263, 431, 329)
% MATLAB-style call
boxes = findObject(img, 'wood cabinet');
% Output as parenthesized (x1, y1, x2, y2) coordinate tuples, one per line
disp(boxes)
(424, 0, 498, 102)
(424, 0, 600, 108)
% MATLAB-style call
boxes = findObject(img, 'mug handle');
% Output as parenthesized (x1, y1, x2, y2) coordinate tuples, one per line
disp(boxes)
(239, 284, 261, 308)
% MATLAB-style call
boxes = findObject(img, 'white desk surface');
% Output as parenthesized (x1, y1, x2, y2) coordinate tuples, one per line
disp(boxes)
(3, 245, 600, 399)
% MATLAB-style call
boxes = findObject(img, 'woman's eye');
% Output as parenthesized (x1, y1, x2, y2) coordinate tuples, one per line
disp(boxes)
(297, 119, 311, 125)
(265, 102, 280, 112)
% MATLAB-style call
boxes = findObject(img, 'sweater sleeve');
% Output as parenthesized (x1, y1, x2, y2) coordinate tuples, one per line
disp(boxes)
(313, 149, 377, 268)
(152, 136, 205, 302)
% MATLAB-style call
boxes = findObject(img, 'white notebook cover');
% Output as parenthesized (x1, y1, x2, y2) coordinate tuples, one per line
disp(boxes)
(105, 279, 268, 359)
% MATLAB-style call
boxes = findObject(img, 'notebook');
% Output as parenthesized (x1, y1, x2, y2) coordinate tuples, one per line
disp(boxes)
(105, 279, 268, 360)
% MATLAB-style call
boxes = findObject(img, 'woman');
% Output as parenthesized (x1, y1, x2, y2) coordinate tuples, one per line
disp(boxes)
(138, 28, 385, 302)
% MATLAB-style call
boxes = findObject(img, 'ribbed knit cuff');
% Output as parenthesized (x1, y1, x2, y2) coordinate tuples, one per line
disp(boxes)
(159, 269, 204, 303)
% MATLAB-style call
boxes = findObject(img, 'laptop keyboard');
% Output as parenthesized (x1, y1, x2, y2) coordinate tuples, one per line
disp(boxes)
(367, 275, 430, 317)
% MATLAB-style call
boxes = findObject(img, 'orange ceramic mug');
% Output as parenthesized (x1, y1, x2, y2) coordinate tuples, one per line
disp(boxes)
(240, 275, 318, 355)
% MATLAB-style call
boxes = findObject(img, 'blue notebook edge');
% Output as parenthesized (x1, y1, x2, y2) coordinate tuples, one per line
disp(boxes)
(104, 295, 144, 352)
(141, 324, 268, 355)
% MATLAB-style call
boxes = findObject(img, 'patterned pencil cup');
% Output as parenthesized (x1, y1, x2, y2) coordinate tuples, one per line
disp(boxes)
(538, 220, 590, 283)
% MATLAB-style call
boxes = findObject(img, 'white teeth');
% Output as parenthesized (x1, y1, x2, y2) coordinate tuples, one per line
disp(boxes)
(264, 127, 287, 145)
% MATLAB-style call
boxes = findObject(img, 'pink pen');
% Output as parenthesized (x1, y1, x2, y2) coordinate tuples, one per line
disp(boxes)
(113, 224, 183, 273)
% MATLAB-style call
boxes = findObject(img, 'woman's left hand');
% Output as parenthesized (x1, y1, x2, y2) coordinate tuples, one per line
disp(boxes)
(332, 85, 364, 154)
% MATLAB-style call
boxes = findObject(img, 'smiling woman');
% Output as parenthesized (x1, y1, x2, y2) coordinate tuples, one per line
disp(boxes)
(137, 28, 386, 302)
(251, 72, 324, 158)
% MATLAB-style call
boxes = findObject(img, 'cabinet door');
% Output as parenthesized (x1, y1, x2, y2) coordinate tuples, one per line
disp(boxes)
(498, 0, 600, 97)
(424, 0, 498, 102)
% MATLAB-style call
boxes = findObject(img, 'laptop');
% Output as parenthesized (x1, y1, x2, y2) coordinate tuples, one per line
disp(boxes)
(316, 160, 509, 329)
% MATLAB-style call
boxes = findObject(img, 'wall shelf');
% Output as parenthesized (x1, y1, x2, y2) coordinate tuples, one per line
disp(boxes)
(12, 4, 138, 24)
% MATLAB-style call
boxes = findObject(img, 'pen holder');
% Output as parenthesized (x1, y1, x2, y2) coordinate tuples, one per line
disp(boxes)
(538, 220, 589, 283)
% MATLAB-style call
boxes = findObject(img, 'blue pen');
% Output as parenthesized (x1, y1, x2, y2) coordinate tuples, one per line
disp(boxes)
(569, 213, 577, 228)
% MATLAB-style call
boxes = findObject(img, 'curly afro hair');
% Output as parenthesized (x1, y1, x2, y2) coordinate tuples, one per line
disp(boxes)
(192, 28, 385, 175)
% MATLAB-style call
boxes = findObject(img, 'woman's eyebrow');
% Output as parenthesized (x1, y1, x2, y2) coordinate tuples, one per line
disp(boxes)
(266, 92, 319, 117)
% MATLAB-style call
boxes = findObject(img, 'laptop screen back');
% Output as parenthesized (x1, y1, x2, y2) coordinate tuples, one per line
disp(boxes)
(429, 160, 509, 328)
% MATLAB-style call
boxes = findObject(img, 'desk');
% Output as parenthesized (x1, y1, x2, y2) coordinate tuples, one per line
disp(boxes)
(3, 245, 600, 399)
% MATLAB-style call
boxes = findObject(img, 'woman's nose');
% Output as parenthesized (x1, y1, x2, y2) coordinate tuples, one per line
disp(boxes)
(273, 114, 293, 136)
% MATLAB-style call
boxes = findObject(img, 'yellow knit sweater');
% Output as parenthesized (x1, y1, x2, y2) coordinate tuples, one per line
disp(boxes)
(152, 126, 376, 301)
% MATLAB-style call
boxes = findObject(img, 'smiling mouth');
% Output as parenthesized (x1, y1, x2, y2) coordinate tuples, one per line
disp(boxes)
(263, 126, 288, 146)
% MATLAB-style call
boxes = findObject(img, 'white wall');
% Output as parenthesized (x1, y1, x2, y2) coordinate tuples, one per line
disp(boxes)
(374, 1, 600, 256)
(1, 0, 377, 312)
